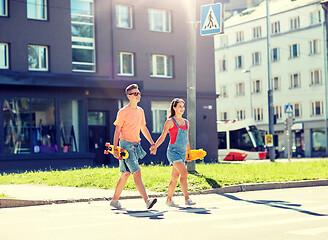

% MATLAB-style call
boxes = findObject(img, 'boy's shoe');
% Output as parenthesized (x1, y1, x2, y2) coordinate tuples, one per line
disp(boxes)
(185, 199, 196, 206)
(110, 200, 124, 210)
(166, 200, 180, 207)
(146, 198, 157, 209)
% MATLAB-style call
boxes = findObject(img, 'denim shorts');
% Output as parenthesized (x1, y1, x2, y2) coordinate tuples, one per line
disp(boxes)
(167, 146, 186, 165)
(119, 139, 142, 174)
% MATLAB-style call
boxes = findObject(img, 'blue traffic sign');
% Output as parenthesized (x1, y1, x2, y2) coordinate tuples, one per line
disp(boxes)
(200, 3, 223, 36)
(285, 104, 294, 114)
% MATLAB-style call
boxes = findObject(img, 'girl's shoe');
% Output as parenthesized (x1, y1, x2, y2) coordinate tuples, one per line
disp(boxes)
(166, 200, 180, 207)
(185, 199, 196, 206)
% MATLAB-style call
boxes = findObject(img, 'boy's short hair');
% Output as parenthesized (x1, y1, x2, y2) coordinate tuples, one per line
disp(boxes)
(125, 84, 139, 95)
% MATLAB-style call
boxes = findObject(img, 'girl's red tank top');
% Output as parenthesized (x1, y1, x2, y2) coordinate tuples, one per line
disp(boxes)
(169, 118, 188, 144)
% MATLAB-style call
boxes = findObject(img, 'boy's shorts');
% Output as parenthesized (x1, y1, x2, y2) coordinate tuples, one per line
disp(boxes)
(119, 139, 146, 174)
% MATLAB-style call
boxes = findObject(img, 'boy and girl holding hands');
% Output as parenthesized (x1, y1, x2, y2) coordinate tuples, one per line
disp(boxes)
(110, 84, 196, 210)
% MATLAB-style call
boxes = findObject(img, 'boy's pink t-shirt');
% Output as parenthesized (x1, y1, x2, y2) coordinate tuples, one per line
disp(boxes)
(113, 105, 146, 143)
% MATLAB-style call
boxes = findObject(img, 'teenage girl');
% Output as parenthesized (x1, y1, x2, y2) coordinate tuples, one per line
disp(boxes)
(154, 98, 196, 207)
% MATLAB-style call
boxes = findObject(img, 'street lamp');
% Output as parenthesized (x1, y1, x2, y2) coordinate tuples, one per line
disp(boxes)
(242, 68, 253, 119)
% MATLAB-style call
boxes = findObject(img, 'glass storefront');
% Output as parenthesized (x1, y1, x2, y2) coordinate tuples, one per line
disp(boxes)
(312, 128, 326, 151)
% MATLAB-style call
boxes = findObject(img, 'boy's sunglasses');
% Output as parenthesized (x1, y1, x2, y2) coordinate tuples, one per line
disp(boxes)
(128, 92, 141, 96)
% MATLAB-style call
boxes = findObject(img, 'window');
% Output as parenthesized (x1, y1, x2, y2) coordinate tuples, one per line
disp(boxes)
(253, 26, 261, 39)
(220, 35, 228, 47)
(252, 80, 261, 93)
(272, 47, 280, 62)
(293, 103, 302, 117)
(236, 82, 245, 96)
(28, 45, 48, 71)
(230, 128, 254, 151)
(118, 52, 134, 76)
(219, 59, 226, 72)
(273, 76, 280, 91)
(0, 43, 8, 69)
(220, 112, 228, 121)
(220, 85, 227, 98)
(252, 51, 261, 66)
(289, 73, 300, 88)
(310, 69, 322, 85)
(3, 98, 56, 154)
(236, 31, 244, 43)
(312, 128, 326, 151)
(148, 8, 171, 32)
(290, 16, 300, 30)
(116, 4, 132, 29)
(310, 11, 321, 25)
(151, 101, 170, 133)
(274, 106, 282, 119)
(289, 43, 300, 58)
(271, 21, 280, 34)
(309, 39, 320, 55)
(236, 109, 246, 120)
(150, 54, 173, 78)
(235, 55, 243, 69)
(71, 0, 96, 72)
(311, 101, 323, 116)
(27, 0, 47, 20)
(254, 107, 263, 121)
(0, 0, 8, 16)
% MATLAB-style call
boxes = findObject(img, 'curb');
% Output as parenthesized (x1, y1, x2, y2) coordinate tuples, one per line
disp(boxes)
(1, 179, 328, 208)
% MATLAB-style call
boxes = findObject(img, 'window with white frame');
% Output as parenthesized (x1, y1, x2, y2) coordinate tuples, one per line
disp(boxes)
(219, 58, 226, 72)
(310, 69, 322, 85)
(28, 45, 48, 71)
(252, 51, 261, 66)
(274, 106, 282, 119)
(311, 100, 323, 116)
(220, 85, 227, 98)
(309, 39, 320, 55)
(220, 112, 228, 121)
(252, 80, 261, 93)
(254, 107, 263, 121)
(150, 54, 173, 78)
(290, 16, 300, 30)
(235, 55, 243, 69)
(151, 101, 170, 133)
(236, 31, 244, 43)
(116, 4, 132, 29)
(27, 0, 47, 20)
(289, 73, 300, 88)
(0, 0, 8, 16)
(289, 43, 300, 59)
(273, 76, 280, 91)
(271, 21, 280, 34)
(0, 43, 8, 69)
(310, 10, 321, 25)
(220, 35, 228, 47)
(293, 103, 302, 117)
(236, 109, 246, 120)
(148, 8, 171, 32)
(118, 52, 134, 76)
(236, 82, 245, 96)
(71, 0, 96, 72)
(272, 47, 280, 62)
(253, 26, 261, 39)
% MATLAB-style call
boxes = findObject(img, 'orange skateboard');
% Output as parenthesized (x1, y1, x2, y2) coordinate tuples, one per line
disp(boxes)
(186, 149, 207, 161)
(104, 142, 129, 160)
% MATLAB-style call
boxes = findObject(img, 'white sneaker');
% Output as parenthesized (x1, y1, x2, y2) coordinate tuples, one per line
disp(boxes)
(185, 199, 196, 206)
(146, 198, 157, 209)
(166, 200, 180, 207)
(110, 200, 124, 209)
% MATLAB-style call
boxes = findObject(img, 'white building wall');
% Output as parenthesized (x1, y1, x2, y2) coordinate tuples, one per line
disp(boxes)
(215, 0, 327, 157)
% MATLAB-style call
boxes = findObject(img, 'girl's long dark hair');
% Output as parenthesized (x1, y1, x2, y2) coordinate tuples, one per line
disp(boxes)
(169, 98, 185, 118)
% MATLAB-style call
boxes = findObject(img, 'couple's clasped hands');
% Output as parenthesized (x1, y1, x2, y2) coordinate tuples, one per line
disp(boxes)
(150, 144, 157, 155)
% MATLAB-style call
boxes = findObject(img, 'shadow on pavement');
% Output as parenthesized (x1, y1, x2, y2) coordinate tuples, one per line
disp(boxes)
(113, 209, 167, 219)
(178, 207, 211, 214)
(220, 193, 327, 217)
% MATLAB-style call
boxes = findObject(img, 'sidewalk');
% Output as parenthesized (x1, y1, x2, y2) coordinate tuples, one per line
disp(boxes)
(1, 179, 328, 208)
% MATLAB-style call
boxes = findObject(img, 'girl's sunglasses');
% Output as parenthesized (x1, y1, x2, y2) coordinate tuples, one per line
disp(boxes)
(128, 92, 141, 96)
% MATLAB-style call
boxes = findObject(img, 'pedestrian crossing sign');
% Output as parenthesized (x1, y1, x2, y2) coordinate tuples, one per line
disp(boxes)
(200, 3, 224, 36)
(285, 104, 294, 114)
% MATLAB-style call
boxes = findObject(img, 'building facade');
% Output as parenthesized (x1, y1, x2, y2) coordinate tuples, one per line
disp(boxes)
(0, 0, 217, 172)
(215, 0, 327, 158)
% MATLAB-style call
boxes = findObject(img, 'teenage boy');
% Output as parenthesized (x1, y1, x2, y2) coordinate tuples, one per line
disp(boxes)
(110, 84, 157, 210)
